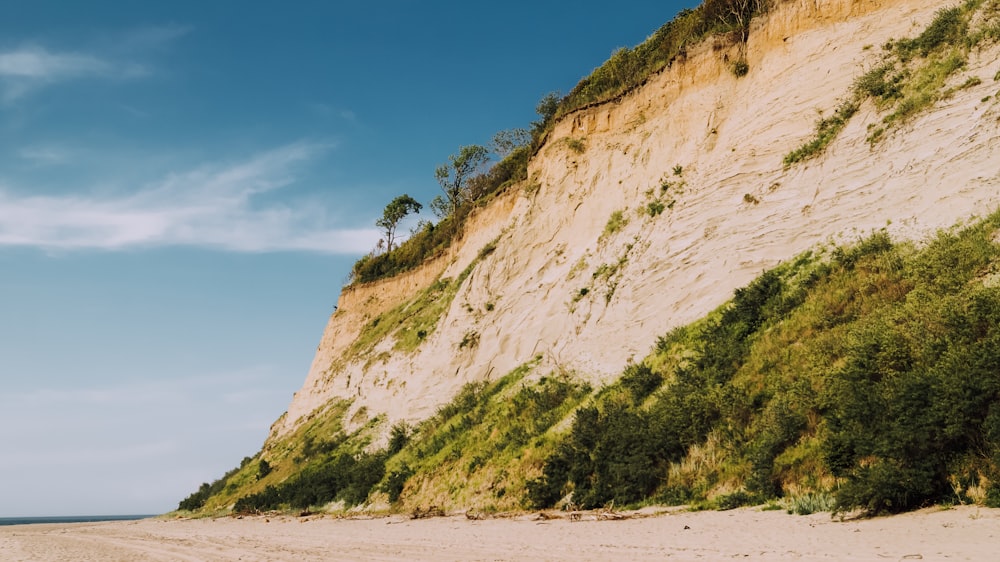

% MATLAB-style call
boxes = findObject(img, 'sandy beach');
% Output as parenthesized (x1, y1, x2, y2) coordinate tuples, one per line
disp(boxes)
(1, 506, 997, 561)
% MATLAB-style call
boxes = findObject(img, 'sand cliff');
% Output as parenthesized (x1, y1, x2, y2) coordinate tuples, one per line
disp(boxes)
(270, 0, 1000, 443)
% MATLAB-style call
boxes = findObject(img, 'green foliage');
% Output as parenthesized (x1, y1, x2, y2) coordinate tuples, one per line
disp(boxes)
(382, 463, 414, 503)
(619, 363, 663, 403)
(459, 330, 480, 349)
(783, 100, 858, 166)
(257, 460, 272, 481)
(491, 128, 531, 159)
(821, 232, 1000, 514)
(347, 277, 456, 357)
(233, 450, 387, 514)
(376, 194, 422, 251)
(731, 59, 749, 77)
(352, 140, 529, 286)
(787, 0, 997, 161)
(896, 7, 967, 57)
(715, 490, 757, 510)
(177, 458, 254, 511)
(436, 145, 490, 217)
(785, 492, 835, 515)
(646, 200, 666, 216)
(564, 137, 586, 154)
(385, 359, 591, 509)
(556, 0, 768, 120)
(387, 422, 411, 456)
(532, 91, 561, 138)
(602, 210, 627, 239)
(530, 214, 1000, 514)
(855, 63, 905, 103)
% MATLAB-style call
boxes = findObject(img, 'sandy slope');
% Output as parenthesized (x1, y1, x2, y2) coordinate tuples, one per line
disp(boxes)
(273, 0, 1000, 443)
(2, 506, 997, 561)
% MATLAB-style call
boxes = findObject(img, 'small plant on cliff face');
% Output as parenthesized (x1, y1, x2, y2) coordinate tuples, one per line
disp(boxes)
(731, 59, 749, 77)
(459, 331, 480, 349)
(564, 137, 586, 154)
(647, 200, 666, 216)
(785, 0, 995, 163)
(783, 100, 858, 166)
(602, 210, 627, 240)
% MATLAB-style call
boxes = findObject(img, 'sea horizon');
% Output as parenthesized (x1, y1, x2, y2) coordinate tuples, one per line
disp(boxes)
(0, 514, 154, 527)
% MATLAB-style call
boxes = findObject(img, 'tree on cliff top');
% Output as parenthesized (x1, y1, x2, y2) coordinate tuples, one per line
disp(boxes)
(376, 194, 423, 251)
(435, 144, 489, 217)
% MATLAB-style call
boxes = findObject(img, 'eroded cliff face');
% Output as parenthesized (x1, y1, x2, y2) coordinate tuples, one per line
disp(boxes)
(269, 0, 1000, 445)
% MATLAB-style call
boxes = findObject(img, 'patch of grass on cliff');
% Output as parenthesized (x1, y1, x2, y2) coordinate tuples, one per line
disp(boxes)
(785, 1, 998, 163)
(529, 209, 1000, 516)
(349, 259, 480, 361)
(379, 357, 593, 511)
(554, 0, 769, 121)
(782, 100, 858, 166)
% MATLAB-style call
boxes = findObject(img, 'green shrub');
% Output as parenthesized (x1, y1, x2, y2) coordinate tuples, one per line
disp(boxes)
(565, 137, 586, 154)
(619, 363, 663, 403)
(387, 423, 411, 456)
(731, 59, 749, 77)
(177, 463, 244, 511)
(783, 100, 858, 166)
(556, 0, 768, 120)
(715, 490, 756, 510)
(786, 492, 835, 515)
(382, 463, 414, 503)
(233, 451, 387, 514)
(897, 7, 967, 57)
(602, 210, 627, 239)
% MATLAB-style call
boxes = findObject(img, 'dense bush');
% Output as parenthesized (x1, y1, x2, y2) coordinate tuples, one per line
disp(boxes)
(896, 7, 967, 57)
(233, 451, 387, 514)
(177, 457, 251, 511)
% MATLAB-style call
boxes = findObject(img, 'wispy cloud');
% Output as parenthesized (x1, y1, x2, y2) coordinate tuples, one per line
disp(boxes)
(0, 142, 379, 253)
(17, 145, 72, 165)
(117, 23, 194, 52)
(0, 46, 146, 101)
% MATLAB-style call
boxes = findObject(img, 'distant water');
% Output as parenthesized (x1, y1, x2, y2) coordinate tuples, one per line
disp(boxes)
(0, 515, 152, 527)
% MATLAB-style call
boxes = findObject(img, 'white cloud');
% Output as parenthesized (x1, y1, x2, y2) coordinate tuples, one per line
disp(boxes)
(0, 142, 379, 253)
(0, 46, 147, 101)
(0, 48, 111, 78)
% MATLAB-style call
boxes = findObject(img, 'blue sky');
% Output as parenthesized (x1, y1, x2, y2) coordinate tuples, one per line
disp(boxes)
(0, 1, 692, 517)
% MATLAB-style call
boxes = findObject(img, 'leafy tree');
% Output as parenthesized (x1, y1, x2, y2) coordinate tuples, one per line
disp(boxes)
(435, 145, 489, 216)
(491, 128, 531, 158)
(375, 194, 422, 251)
(428, 195, 450, 219)
(531, 91, 562, 137)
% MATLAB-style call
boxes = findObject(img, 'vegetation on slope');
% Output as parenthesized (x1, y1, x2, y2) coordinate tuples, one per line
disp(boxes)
(555, 0, 767, 119)
(529, 211, 1000, 516)
(181, 210, 1000, 517)
(353, 0, 775, 286)
(785, 0, 1000, 165)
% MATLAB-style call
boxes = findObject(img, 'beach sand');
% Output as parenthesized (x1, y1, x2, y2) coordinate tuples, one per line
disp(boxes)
(1, 505, 996, 561)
